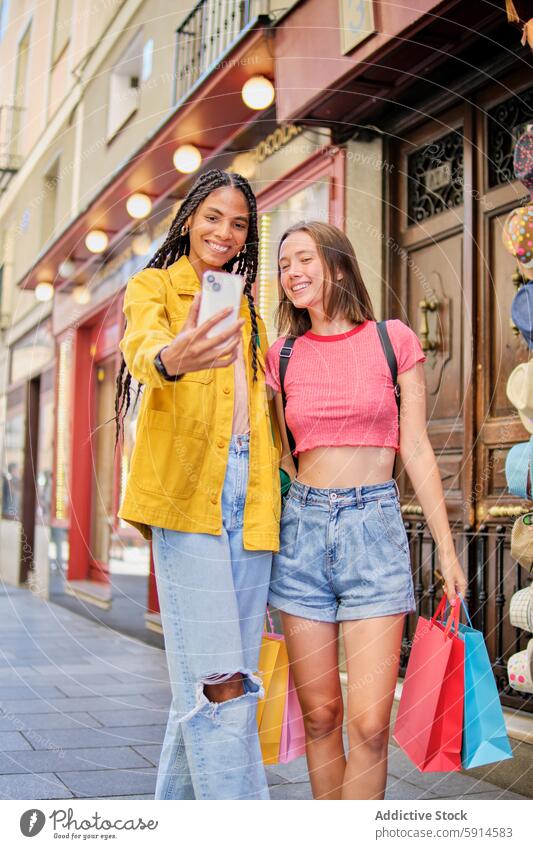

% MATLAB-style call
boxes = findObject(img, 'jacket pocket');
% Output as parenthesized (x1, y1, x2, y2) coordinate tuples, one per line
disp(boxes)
(178, 370, 214, 385)
(131, 409, 206, 499)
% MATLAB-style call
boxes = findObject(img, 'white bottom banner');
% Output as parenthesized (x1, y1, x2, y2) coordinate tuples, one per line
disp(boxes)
(2, 799, 531, 848)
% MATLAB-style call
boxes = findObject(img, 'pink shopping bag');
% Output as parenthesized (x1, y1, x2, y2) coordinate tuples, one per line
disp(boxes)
(278, 669, 306, 764)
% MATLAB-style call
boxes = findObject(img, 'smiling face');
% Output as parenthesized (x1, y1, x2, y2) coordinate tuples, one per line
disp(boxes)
(276, 220, 375, 338)
(186, 186, 249, 277)
(278, 230, 336, 312)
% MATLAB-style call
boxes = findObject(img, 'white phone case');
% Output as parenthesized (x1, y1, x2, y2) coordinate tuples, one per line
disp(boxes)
(198, 270, 244, 337)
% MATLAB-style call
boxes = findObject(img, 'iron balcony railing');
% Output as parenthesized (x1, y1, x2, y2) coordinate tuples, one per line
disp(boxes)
(401, 518, 533, 713)
(174, 0, 261, 104)
(0, 104, 24, 194)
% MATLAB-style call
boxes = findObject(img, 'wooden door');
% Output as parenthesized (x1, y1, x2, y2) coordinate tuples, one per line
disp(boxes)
(389, 78, 533, 712)
(474, 79, 533, 524)
(389, 104, 474, 525)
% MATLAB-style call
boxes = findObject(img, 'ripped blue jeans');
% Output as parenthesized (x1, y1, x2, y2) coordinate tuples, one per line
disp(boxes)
(150, 434, 272, 800)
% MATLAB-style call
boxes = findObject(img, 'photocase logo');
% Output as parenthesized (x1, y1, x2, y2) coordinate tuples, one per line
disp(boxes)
(20, 809, 46, 837)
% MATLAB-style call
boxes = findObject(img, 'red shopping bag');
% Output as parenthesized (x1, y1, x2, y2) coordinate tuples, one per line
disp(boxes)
(393, 596, 465, 772)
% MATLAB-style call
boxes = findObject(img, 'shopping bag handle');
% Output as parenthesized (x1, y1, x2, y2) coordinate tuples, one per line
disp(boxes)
(430, 593, 461, 637)
(440, 591, 474, 631)
(457, 591, 473, 627)
(443, 600, 460, 637)
(431, 595, 448, 625)
(265, 605, 275, 634)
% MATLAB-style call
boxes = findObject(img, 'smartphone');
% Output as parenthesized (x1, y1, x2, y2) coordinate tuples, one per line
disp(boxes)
(198, 270, 244, 337)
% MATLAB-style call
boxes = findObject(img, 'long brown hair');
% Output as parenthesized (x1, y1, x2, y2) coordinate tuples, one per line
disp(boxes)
(275, 220, 375, 337)
(114, 169, 259, 444)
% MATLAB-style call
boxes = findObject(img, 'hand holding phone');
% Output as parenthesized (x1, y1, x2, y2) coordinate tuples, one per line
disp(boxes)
(197, 270, 244, 337)
(159, 272, 245, 378)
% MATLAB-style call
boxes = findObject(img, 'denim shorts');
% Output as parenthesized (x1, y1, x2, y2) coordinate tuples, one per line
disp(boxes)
(269, 478, 416, 623)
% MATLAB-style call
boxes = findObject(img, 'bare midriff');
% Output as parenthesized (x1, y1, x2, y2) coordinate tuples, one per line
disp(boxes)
(293, 445, 397, 489)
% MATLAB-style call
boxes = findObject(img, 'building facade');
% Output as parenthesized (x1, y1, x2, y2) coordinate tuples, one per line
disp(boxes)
(0, 0, 531, 712)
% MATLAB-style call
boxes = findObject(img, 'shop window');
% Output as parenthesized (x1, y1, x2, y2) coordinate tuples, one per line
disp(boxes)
(106, 29, 143, 141)
(115, 376, 150, 577)
(406, 128, 464, 224)
(34, 368, 67, 576)
(487, 86, 533, 189)
(55, 337, 73, 522)
(2, 390, 24, 521)
(91, 357, 116, 567)
(51, 0, 72, 65)
(118, 376, 142, 529)
(258, 179, 329, 344)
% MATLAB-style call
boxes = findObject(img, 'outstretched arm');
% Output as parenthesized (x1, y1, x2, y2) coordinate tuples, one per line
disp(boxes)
(398, 362, 467, 604)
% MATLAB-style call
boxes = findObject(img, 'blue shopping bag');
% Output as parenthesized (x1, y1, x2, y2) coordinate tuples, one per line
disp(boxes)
(445, 595, 513, 769)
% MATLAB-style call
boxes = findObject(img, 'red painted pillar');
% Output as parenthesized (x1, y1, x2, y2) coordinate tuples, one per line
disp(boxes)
(67, 326, 93, 580)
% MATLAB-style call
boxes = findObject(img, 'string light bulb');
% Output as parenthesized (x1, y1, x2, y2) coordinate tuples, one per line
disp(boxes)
(241, 76, 275, 110)
(173, 144, 202, 174)
(85, 229, 109, 253)
(35, 281, 54, 302)
(126, 192, 152, 219)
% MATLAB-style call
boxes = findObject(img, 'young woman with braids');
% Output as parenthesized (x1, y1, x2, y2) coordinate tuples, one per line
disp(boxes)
(116, 169, 281, 800)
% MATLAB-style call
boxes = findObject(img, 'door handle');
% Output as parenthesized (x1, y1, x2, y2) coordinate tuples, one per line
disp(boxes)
(418, 298, 440, 353)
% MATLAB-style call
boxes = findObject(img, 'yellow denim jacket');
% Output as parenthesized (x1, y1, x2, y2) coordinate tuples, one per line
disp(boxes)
(118, 255, 281, 551)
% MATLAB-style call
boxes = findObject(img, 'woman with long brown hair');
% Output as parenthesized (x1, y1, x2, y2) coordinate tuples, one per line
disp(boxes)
(116, 169, 281, 800)
(265, 220, 467, 800)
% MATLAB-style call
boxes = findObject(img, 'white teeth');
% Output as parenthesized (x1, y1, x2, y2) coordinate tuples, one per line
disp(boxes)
(292, 282, 310, 292)
(207, 241, 230, 253)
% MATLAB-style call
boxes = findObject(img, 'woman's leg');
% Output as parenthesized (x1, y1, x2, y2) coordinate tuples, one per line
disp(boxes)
(341, 613, 405, 800)
(281, 612, 345, 800)
(152, 523, 268, 800)
(151, 435, 271, 801)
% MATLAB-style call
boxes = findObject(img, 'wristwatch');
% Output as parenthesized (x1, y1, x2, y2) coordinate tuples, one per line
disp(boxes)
(154, 347, 183, 382)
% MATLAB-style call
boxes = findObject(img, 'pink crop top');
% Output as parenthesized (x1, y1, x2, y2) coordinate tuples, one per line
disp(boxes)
(264, 319, 426, 455)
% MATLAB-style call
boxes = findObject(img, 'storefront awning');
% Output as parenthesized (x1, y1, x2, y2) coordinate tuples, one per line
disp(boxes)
(273, 0, 505, 134)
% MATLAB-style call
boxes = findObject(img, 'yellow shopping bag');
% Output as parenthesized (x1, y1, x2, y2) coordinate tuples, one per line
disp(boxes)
(256, 613, 290, 765)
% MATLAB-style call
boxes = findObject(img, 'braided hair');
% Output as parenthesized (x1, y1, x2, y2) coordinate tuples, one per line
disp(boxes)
(114, 169, 260, 444)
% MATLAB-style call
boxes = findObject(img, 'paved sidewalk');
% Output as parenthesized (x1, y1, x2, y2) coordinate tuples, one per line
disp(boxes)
(0, 585, 527, 800)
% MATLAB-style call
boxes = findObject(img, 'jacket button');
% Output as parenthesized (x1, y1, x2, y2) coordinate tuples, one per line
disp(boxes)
(210, 494, 217, 504)
(223, 386, 231, 395)
(217, 438, 225, 449)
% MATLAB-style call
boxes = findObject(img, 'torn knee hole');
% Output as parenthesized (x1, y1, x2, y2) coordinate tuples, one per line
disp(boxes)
(200, 669, 262, 704)
(202, 672, 244, 703)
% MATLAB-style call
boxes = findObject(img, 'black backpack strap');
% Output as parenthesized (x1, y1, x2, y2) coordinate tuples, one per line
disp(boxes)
(376, 320, 401, 484)
(376, 321, 400, 419)
(279, 337, 298, 470)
